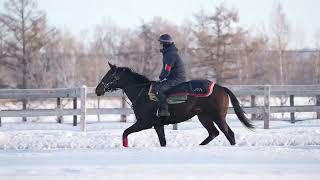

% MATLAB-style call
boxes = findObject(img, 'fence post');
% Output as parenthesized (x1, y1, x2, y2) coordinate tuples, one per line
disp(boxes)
(317, 95, 320, 119)
(97, 96, 101, 122)
(120, 91, 127, 122)
(264, 85, 270, 129)
(22, 99, 27, 122)
(290, 95, 295, 123)
(251, 95, 256, 120)
(80, 86, 87, 132)
(173, 124, 178, 130)
(57, 97, 63, 123)
(73, 97, 77, 126)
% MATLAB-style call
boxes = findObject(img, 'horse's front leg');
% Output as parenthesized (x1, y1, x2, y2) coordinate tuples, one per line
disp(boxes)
(154, 125, 166, 147)
(122, 120, 152, 147)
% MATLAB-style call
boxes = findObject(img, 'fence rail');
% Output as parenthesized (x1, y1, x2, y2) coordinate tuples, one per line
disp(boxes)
(0, 85, 319, 130)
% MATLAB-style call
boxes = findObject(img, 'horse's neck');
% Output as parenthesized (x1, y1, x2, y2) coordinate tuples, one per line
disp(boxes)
(122, 82, 148, 103)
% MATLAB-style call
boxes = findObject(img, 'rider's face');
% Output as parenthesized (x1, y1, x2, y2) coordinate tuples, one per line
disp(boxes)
(159, 42, 164, 53)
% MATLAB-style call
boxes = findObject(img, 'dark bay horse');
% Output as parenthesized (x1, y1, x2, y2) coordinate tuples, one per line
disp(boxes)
(95, 63, 254, 147)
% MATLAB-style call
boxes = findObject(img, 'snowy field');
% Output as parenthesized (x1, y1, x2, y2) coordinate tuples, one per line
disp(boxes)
(1, 119, 320, 180)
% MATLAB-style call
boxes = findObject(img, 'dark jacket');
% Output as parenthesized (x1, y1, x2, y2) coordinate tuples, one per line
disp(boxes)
(159, 44, 186, 82)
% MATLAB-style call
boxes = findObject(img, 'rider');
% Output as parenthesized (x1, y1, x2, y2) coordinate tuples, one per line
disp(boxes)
(155, 34, 186, 116)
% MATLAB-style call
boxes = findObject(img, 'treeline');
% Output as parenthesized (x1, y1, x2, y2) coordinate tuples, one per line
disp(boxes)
(0, 0, 319, 89)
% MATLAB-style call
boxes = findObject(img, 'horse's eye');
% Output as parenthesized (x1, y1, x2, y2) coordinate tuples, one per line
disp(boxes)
(114, 75, 120, 80)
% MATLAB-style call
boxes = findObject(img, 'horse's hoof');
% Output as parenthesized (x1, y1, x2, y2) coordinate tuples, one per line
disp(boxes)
(123, 137, 128, 147)
(160, 143, 166, 147)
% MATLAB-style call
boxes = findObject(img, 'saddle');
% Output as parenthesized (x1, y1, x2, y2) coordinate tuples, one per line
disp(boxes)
(148, 80, 215, 104)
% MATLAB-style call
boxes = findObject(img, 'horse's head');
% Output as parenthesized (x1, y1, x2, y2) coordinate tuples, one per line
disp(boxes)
(95, 62, 129, 96)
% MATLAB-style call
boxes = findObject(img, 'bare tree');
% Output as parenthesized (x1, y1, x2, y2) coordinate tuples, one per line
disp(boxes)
(240, 33, 269, 84)
(130, 23, 160, 78)
(271, 1, 290, 85)
(90, 20, 120, 83)
(39, 30, 80, 88)
(269, 1, 291, 115)
(0, 0, 54, 88)
(0, 23, 6, 59)
(193, 3, 245, 84)
(314, 30, 320, 84)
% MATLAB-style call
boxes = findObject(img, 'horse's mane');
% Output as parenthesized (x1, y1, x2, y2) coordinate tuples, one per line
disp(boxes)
(118, 66, 151, 84)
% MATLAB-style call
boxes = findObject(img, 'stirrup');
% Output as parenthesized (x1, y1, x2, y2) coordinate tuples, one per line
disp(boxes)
(157, 108, 170, 117)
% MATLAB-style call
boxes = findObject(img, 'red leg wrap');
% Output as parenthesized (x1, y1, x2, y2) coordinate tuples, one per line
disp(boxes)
(123, 137, 128, 147)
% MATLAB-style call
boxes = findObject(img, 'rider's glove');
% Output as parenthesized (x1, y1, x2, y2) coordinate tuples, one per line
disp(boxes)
(160, 78, 167, 83)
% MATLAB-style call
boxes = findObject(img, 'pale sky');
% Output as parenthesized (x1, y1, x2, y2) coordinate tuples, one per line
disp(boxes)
(1, 0, 319, 48)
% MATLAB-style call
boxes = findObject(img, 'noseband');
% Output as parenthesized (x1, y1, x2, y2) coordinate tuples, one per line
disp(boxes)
(100, 70, 120, 91)
(100, 81, 109, 91)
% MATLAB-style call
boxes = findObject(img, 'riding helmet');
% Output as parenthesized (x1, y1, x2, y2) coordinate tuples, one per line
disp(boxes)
(158, 34, 173, 44)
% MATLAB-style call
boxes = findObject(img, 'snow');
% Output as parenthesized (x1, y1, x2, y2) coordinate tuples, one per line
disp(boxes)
(1, 120, 320, 150)
(1, 97, 320, 179)
(0, 120, 320, 179)
(1, 147, 320, 180)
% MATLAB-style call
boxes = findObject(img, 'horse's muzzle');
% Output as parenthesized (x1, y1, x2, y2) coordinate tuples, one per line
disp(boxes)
(95, 85, 105, 96)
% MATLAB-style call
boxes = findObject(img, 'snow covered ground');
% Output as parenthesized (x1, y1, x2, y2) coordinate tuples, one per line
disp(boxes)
(0, 119, 320, 179)
(1, 146, 319, 180)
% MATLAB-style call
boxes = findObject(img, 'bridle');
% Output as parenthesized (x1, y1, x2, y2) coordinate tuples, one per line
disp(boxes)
(100, 69, 151, 108)
(100, 81, 109, 91)
(100, 70, 120, 91)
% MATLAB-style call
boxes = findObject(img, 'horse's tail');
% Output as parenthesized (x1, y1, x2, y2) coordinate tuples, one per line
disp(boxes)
(223, 87, 254, 129)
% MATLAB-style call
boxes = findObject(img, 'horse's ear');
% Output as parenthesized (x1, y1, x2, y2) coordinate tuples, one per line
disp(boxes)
(108, 62, 116, 70)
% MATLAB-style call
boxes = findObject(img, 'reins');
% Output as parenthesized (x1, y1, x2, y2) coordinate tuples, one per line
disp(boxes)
(123, 82, 151, 91)
(123, 82, 151, 108)
(123, 86, 146, 108)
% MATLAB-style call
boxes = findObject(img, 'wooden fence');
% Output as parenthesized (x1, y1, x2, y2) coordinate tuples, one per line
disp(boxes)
(227, 85, 320, 129)
(0, 85, 319, 131)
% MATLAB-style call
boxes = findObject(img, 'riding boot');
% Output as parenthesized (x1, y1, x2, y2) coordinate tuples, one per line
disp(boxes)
(156, 92, 170, 117)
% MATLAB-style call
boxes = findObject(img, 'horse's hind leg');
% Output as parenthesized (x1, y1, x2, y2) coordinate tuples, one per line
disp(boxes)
(214, 117, 236, 145)
(154, 125, 166, 147)
(197, 113, 220, 145)
(227, 126, 235, 144)
(210, 87, 236, 145)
